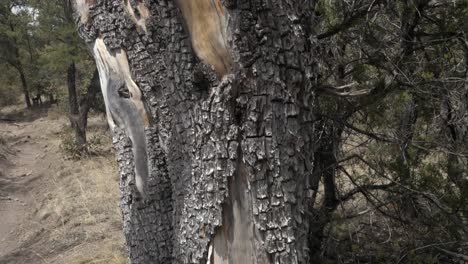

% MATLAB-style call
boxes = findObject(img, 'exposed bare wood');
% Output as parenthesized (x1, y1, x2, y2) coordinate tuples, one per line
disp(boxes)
(74, 0, 90, 24)
(176, 0, 233, 76)
(92, 37, 150, 196)
(123, 0, 150, 34)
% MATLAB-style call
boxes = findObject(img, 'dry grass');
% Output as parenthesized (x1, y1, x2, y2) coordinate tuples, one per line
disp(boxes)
(38, 118, 125, 263)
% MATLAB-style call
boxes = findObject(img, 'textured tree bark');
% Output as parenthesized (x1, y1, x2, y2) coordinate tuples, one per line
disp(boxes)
(73, 0, 320, 263)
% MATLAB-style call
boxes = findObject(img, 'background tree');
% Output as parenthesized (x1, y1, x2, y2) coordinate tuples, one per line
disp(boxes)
(0, 63, 21, 107)
(32, 0, 101, 150)
(0, 0, 34, 108)
(0, 0, 103, 150)
(311, 0, 467, 262)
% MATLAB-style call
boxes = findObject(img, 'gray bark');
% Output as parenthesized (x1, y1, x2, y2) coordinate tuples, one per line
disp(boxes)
(73, 0, 320, 263)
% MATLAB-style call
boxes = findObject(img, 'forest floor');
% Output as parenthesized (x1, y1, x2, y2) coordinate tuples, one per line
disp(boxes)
(0, 104, 125, 264)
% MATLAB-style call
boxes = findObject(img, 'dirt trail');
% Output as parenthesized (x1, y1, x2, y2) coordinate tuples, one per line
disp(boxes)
(0, 109, 61, 258)
(0, 106, 125, 264)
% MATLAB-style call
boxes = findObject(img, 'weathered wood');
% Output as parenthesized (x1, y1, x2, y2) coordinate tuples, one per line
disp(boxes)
(72, 0, 320, 263)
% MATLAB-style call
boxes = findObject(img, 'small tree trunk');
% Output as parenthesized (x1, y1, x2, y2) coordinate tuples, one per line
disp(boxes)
(78, 68, 101, 138)
(48, 93, 56, 104)
(308, 118, 343, 261)
(442, 93, 467, 192)
(17, 64, 31, 108)
(67, 61, 87, 149)
(7, 17, 32, 109)
(67, 65, 101, 152)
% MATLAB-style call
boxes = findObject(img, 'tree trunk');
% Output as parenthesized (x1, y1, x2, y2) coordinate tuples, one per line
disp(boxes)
(67, 64, 101, 151)
(7, 15, 32, 108)
(78, 68, 101, 133)
(17, 63, 31, 108)
(308, 116, 343, 261)
(67, 62, 79, 118)
(67, 61, 87, 149)
(73, 0, 320, 263)
(442, 91, 467, 192)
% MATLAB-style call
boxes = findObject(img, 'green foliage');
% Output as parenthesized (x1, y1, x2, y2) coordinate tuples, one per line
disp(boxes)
(0, 64, 20, 106)
(315, 0, 468, 262)
(0, 0, 95, 107)
(33, 0, 93, 90)
(315, 1, 342, 27)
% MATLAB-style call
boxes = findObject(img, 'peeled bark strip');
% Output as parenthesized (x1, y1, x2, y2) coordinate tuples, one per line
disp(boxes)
(73, 0, 319, 263)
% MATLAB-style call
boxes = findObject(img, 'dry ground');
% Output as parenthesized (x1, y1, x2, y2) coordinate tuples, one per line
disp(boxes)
(0, 104, 125, 264)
